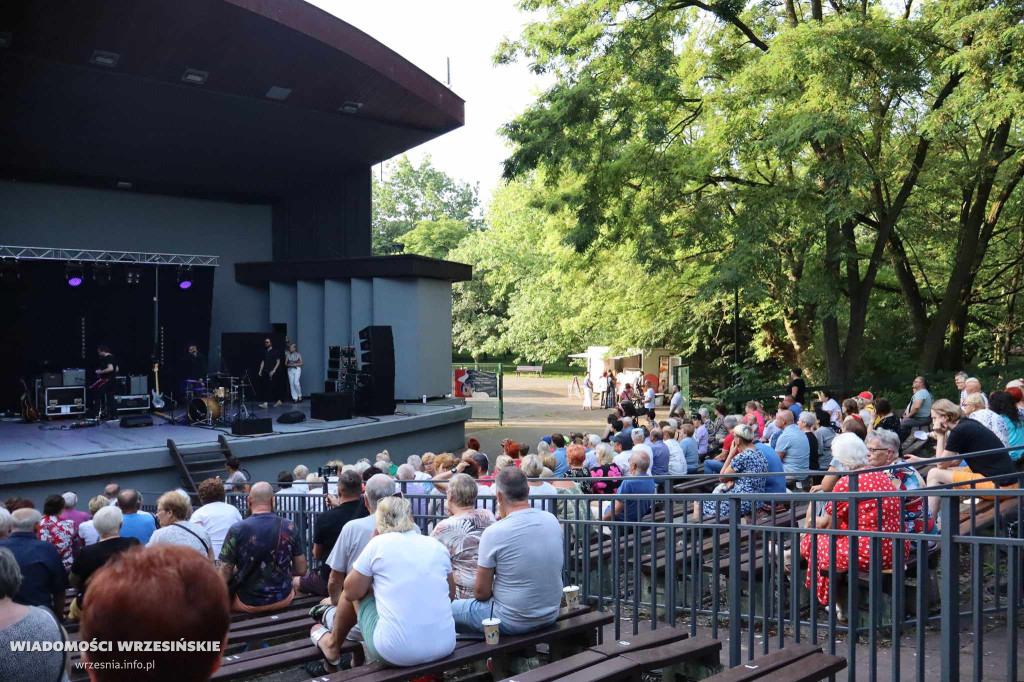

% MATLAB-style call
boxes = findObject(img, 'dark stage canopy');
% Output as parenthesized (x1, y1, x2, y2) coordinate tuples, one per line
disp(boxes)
(0, 0, 465, 201)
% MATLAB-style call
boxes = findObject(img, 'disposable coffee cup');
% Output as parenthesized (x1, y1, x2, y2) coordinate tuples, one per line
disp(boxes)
(563, 585, 580, 609)
(482, 618, 501, 645)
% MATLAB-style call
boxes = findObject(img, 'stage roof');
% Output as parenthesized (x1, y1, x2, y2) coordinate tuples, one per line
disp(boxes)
(0, 0, 465, 201)
(235, 254, 473, 284)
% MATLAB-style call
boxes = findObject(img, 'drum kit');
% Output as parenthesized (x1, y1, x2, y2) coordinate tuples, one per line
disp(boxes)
(184, 373, 252, 425)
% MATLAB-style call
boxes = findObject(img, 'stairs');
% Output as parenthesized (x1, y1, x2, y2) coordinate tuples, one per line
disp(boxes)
(167, 434, 235, 494)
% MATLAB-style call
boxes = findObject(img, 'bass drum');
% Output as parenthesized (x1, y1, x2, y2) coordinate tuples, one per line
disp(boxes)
(188, 397, 222, 423)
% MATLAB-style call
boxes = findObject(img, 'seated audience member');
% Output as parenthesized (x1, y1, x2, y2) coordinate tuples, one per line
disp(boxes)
(316, 497, 455, 668)
(149, 491, 214, 560)
(604, 452, 657, 522)
(762, 412, 781, 447)
(746, 400, 767, 436)
(906, 399, 1018, 518)
(964, 392, 1009, 445)
(60, 492, 91, 534)
(800, 434, 907, 606)
(990, 390, 1024, 464)
(449, 467, 563, 635)
(0, 547, 69, 682)
(0, 509, 67, 613)
(550, 434, 569, 476)
(431, 474, 496, 599)
(69, 506, 140, 617)
(648, 427, 670, 476)
(588, 443, 623, 496)
(662, 424, 687, 475)
(223, 456, 249, 494)
(704, 415, 740, 474)
(562, 443, 593, 492)
(814, 408, 837, 464)
(583, 434, 602, 469)
(116, 489, 156, 544)
(37, 494, 76, 571)
(0, 509, 9, 540)
(396, 463, 430, 517)
(470, 453, 493, 486)
(103, 483, 120, 506)
(80, 544, 230, 682)
(376, 450, 398, 477)
(756, 438, 788, 497)
(774, 409, 811, 485)
(219, 482, 306, 613)
(698, 424, 769, 519)
(841, 416, 868, 440)
(781, 394, 802, 418)
(797, 410, 821, 471)
(296, 470, 369, 597)
(190, 477, 243, 559)
(521, 455, 558, 513)
(495, 454, 515, 472)
(678, 421, 700, 472)
(78, 495, 110, 547)
(874, 398, 900, 436)
(865, 429, 933, 534)
(291, 464, 310, 492)
(312, 475, 397, 669)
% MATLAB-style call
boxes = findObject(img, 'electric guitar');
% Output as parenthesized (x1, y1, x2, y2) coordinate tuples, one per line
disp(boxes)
(19, 378, 39, 423)
(151, 363, 165, 409)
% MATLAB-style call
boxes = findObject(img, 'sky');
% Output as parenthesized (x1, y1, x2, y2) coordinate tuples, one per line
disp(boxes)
(310, 0, 550, 204)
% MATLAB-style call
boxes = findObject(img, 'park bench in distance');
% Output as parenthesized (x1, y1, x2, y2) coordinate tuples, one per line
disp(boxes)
(516, 365, 543, 377)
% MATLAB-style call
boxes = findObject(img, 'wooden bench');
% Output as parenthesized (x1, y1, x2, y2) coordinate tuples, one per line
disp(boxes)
(516, 365, 543, 377)
(308, 609, 613, 681)
(700, 643, 846, 681)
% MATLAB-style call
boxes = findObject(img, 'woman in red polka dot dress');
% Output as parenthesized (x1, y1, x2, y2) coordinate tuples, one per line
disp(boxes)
(800, 433, 909, 606)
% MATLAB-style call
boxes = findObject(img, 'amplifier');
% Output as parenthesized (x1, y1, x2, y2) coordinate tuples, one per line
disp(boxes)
(129, 375, 148, 395)
(62, 368, 86, 387)
(114, 394, 150, 414)
(45, 386, 86, 416)
(43, 372, 63, 388)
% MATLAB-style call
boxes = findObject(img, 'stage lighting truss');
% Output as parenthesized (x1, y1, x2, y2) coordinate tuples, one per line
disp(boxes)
(92, 262, 111, 285)
(177, 266, 193, 290)
(0, 258, 19, 283)
(0, 245, 219, 268)
(66, 262, 84, 287)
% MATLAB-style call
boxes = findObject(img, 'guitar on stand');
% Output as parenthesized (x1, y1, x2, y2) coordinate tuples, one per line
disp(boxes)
(19, 378, 39, 423)
(151, 363, 165, 409)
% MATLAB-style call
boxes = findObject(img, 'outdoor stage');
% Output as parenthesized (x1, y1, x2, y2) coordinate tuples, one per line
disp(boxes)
(0, 401, 470, 503)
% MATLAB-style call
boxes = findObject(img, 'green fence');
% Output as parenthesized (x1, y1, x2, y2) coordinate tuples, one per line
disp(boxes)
(451, 362, 503, 423)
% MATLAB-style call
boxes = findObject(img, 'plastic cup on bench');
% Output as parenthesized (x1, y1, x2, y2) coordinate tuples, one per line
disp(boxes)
(482, 618, 501, 645)
(563, 585, 580, 609)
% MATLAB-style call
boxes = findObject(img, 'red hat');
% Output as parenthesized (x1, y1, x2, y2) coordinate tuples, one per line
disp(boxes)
(858, 391, 873, 400)
(1008, 387, 1023, 403)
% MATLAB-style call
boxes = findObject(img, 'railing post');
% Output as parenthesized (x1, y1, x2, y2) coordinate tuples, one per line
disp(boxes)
(728, 495, 741, 667)
(939, 495, 959, 682)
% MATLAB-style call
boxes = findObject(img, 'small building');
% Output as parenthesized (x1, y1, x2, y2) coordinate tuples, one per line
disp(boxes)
(571, 346, 683, 395)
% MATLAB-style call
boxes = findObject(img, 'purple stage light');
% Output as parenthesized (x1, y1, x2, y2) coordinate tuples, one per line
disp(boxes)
(178, 279, 192, 290)
(68, 276, 83, 287)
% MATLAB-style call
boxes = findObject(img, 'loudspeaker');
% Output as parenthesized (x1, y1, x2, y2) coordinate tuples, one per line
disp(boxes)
(358, 326, 395, 377)
(129, 375, 148, 395)
(43, 372, 63, 388)
(277, 411, 306, 424)
(231, 417, 274, 436)
(354, 375, 395, 416)
(119, 414, 153, 428)
(311, 391, 353, 421)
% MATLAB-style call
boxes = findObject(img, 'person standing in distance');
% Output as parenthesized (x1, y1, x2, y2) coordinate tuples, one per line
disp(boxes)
(258, 337, 283, 409)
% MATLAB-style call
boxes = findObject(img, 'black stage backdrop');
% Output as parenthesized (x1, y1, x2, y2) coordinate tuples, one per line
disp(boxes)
(0, 261, 214, 410)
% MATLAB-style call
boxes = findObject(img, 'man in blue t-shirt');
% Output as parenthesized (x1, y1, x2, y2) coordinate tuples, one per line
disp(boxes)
(604, 452, 657, 522)
(117, 489, 156, 544)
(755, 442, 787, 494)
(900, 375, 934, 443)
(773, 410, 810, 481)
(648, 427, 670, 476)
(550, 433, 569, 476)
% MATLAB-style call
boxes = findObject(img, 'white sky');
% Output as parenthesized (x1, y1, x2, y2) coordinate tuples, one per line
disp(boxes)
(309, 1, 549, 203)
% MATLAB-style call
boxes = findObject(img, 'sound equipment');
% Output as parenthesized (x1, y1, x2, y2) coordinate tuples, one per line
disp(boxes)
(62, 368, 85, 387)
(150, 363, 164, 409)
(231, 417, 273, 436)
(188, 396, 222, 422)
(119, 414, 153, 428)
(114, 394, 150, 414)
(277, 411, 306, 424)
(43, 372, 62, 388)
(355, 326, 395, 416)
(45, 386, 86, 416)
(311, 391, 353, 421)
(129, 375, 148, 395)
(19, 379, 39, 423)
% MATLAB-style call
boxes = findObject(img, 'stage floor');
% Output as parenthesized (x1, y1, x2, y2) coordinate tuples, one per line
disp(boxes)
(0, 401, 451, 463)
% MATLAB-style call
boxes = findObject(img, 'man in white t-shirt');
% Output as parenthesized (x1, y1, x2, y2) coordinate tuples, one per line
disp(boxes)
(188, 477, 243, 558)
(643, 380, 657, 420)
(450, 467, 563, 635)
(668, 385, 683, 417)
(314, 474, 396, 667)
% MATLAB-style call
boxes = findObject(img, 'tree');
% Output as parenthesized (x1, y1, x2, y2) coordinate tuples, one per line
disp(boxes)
(398, 218, 473, 260)
(372, 155, 481, 255)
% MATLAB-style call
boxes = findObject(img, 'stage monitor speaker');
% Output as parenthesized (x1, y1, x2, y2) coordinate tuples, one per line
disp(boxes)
(354, 375, 395, 416)
(277, 411, 306, 424)
(311, 391, 353, 421)
(231, 418, 273, 436)
(61, 369, 85, 387)
(43, 372, 62, 388)
(119, 414, 153, 428)
(358, 326, 395, 377)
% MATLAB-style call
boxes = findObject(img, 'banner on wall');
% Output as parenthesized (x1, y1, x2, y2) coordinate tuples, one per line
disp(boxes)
(453, 369, 498, 398)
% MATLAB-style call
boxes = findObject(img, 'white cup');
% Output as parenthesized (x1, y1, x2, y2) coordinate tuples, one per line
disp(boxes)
(563, 585, 580, 609)
(482, 617, 501, 645)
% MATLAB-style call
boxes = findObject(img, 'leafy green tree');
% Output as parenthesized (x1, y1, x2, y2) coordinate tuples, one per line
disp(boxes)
(398, 218, 473, 259)
(372, 155, 481, 255)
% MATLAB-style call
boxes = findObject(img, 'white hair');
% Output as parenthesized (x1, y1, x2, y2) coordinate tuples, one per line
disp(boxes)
(595, 442, 615, 466)
(537, 441, 551, 455)
(406, 454, 422, 470)
(447, 473, 479, 508)
(587, 434, 601, 448)
(364, 474, 397, 512)
(831, 433, 870, 470)
(798, 411, 817, 429)
(374, 496, 416, 534)
(293, 464, 309, 480)
(724, 415, 739, 429)
(62, 492, 78, 509)
(629, 451, 651, 472)
(632, 428, 645, 443)
(353, 461, 371, 474)
(10, 509, 41, 533)
(1006, 379, 1024, 389)
(396, 464, 415, 481)
(521, 454, 544, 478)
(93, 505, 124, 538)
(0, 508, 11, 537)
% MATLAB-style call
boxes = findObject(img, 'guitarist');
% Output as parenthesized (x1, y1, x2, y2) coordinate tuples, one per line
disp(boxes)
(91, 345, 118, 417)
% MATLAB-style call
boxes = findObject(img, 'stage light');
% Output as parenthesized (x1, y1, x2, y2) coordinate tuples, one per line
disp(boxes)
(92, 263, 111, 285)
(66, 263, 84, 287)
(126, 266, 141, 285)
(177, 267, 193, 290)
(0, 258, 18, 283)
(181, 68, 208, 85)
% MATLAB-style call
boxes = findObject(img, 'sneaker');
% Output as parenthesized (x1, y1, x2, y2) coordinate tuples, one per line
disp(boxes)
(274, 400, 283, 407)
(259, 402, 268, 409)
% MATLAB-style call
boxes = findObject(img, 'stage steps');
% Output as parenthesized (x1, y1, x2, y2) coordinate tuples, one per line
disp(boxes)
(167, 434, 235, 494)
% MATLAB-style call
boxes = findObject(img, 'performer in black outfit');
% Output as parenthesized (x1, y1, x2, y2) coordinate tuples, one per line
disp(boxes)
(179, 343, 207, 396)
(258, 337, 283, 408)
(91, 345, 118, 418)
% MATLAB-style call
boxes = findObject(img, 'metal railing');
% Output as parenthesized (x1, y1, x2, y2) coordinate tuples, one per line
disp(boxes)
(207, 454, 1022, 681)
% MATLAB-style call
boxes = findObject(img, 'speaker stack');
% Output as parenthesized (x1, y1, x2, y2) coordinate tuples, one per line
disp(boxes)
(355, 325, 395, 416)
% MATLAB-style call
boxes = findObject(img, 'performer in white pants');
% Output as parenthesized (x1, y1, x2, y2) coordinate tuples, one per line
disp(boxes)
(285, 342, 303, 403)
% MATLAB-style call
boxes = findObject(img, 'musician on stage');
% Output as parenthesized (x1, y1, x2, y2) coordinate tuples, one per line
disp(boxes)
(258, 337, 283, 409)
(92, 345, 118, 417)
(179, 343, 207, 396)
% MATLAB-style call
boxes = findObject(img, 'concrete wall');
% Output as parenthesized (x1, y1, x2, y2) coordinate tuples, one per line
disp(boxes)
(0, 181, 271, 360)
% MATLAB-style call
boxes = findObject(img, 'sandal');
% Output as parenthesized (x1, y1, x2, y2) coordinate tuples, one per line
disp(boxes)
(309, 603, 334, 628)
(310, 624, 342, 668)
